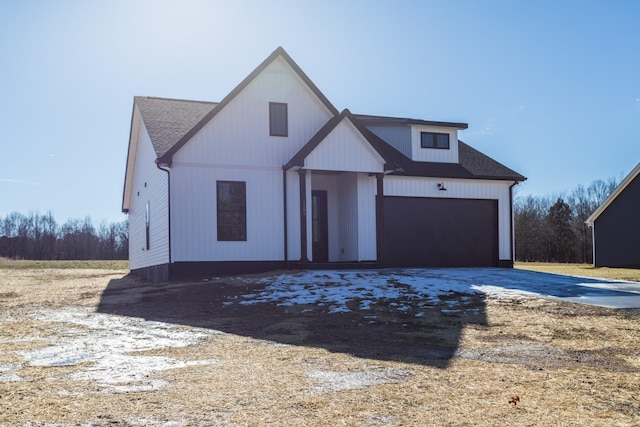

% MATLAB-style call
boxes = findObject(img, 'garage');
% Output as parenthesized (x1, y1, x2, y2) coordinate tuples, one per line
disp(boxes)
(383, 197, 499, 268)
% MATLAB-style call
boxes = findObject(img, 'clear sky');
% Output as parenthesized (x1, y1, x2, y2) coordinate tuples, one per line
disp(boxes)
(1, 0, 639, 225)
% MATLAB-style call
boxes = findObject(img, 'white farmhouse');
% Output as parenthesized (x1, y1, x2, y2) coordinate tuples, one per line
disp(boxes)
(122, 47, 525, 281)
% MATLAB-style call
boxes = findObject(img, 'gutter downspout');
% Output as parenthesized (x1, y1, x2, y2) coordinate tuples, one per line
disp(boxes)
(156, 162, 172, 276)
(585, 220, 596, 266)
(509, 181, 518, 267)
(282, 167, 288, 264)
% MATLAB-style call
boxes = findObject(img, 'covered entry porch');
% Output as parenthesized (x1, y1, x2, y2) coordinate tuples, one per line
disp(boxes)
(293, 169, 384, 264)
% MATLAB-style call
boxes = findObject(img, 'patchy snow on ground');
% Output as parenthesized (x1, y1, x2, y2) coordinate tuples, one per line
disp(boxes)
(232, 269, 482, 314)
(230, 268, 640, 311)
(306, 367, 414, 392)
(10, 307, 218, 392)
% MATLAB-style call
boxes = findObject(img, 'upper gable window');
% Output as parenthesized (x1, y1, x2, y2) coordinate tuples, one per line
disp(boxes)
(420, 132, 450, 149)
(269, 102, 288, 137)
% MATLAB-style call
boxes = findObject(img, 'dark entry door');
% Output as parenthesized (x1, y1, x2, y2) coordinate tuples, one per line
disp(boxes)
(312, 190, 329, 262)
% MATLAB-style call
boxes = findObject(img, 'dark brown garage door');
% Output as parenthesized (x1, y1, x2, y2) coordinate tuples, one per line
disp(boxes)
(383, 197, 498, 267)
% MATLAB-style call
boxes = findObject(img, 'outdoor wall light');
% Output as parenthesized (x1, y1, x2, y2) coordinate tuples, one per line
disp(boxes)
(437, 182, 447, 191)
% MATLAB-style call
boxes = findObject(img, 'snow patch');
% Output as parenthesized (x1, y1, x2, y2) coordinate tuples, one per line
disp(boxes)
(14, 307, 218, 391)
(306, 368, 413, 392)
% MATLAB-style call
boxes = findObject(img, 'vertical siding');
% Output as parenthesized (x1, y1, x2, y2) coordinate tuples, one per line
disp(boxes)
(285, 170, 301, 261)
(337, 173, 359, 261)
(366, 125, 412, 157)
(173, 57, 334, 168)
(170, 164, 284, 261)
(128, 121, 169, 270)
(304, 121, 385, 173)
(357, 173, 377, 261)
(593, 173, 640, 267)
(384, 176, 513, 260)
(165, 56, 340, 264)
(410, 126, 459, 163)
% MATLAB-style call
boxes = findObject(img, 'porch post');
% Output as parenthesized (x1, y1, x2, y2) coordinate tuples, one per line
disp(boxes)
(376, 173, 384, 266)
(299, 169, 309, 263)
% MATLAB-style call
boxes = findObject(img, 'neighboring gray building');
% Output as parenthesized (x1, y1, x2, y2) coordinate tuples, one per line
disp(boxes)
(586, 163, 640, 268)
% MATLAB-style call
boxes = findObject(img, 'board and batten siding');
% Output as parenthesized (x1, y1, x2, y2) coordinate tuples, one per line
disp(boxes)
(410, 126, 459, 163)
(384, 176, 513, 260)
(285, 170, 301, 261)
(304, 120, 386, 173)
(170, 164, 284, 262)
(172, 56, 334, 169)
(357, 173, 377, 261)
(128, 118, 170, 270)
(366, 125, 411, 158)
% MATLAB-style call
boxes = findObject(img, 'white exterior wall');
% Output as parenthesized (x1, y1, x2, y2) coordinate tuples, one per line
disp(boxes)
(337, 173, 359, 261)
(385, 176, 513, 260)
(410, 126, 459, 163)
(173, 57, 333, 169)
(285, 170, 301, 261)
(170, 164, 284, 261)
(168, 56, 336, 263)
(304, 120, 385, 173)
(357, 173, 377, 261)
(128, 120, 170, 270)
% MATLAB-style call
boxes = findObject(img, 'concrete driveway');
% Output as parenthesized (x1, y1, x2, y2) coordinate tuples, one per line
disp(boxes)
(473, 268, 640, 309)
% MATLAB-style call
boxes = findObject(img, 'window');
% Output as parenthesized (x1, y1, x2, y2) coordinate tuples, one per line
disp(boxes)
(145, 202, 150, 250)
(420, 131, 450, 149)
(269, 102, 288, 137)
(217, 181, 246, 241)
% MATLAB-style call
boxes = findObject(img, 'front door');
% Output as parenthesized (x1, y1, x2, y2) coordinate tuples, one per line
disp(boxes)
(311, 190, 329, 262)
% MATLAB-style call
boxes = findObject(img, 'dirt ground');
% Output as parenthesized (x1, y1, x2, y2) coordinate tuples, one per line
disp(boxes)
(1, 267, 639, 426)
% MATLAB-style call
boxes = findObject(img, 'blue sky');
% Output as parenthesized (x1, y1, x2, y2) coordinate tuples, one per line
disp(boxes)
(1, 0, 639, 225)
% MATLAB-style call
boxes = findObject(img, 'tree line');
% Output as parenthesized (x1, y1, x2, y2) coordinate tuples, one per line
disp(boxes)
(0, 212, 128, 260)
(514, 178, 619, 264)
(0, 176, 620, 263)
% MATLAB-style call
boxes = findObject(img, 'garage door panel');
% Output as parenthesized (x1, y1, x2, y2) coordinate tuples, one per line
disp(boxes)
(383, 197, 498, 267)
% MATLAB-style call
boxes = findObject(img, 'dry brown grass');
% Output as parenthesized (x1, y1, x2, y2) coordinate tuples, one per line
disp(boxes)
(1, 266, 639, 426)
(0, 258, 128, 270)
(516, 261, 640, 282)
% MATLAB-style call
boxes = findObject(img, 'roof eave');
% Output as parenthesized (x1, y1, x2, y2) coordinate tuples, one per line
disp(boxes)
(158, 47, 339, 164)
(585, 162, 640, 225)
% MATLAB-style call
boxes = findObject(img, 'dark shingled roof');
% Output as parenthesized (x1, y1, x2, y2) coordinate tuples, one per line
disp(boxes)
(382, 140, 526, 181)
(284, 110, 525, 181)
(135, 96, 217, 158)
(135, 99, 524, 182)
(458, 140, 525, 181)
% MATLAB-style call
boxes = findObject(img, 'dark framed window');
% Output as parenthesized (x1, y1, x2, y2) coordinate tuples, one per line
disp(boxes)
(145, 202, 150, 250)
(420, 131, 450, 149)
(269, 102, 288, 137)
(216, 181, 246, 241)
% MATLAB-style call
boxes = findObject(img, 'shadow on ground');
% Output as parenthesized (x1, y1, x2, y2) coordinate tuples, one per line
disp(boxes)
(97, 273, 487, 368)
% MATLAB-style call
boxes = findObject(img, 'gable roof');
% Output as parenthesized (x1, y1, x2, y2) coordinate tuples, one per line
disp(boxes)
(285, 110, 525, 181)
(156, 46, 339, 165)
(284, 109, 402, 172)
(586, 162, 640, 226)
(135, 97, 217, 157)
